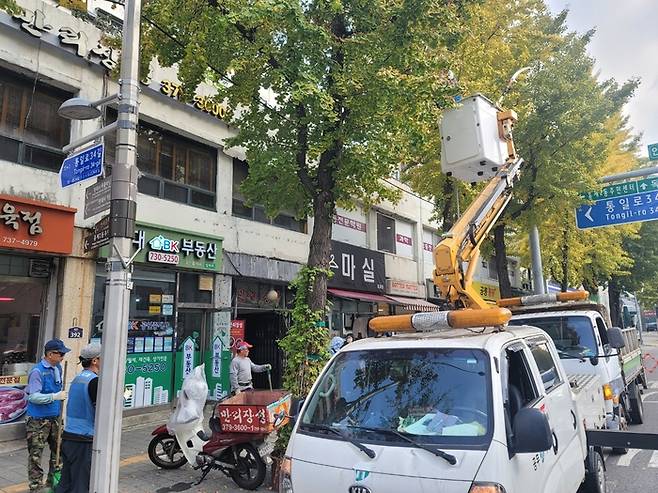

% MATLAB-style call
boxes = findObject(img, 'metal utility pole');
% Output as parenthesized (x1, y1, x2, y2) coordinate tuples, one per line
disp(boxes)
(530, 225, 545, 295)
(90, 1, 141, 491)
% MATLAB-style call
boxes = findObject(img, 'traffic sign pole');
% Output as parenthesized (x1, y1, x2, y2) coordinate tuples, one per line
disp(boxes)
(89, 1, 141, 492)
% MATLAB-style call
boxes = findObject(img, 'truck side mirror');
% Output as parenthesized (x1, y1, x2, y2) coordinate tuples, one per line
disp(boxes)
(607, 327, 626, 349)
(512, 408, 552, 453)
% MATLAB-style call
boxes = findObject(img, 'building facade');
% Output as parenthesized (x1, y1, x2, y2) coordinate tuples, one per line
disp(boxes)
(0, 0, 526, 439)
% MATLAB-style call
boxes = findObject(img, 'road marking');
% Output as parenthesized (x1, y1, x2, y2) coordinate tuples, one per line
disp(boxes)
(641, 391, 658, 400)
(616, 448, 642, 467)
(0, 453, 150, 493)
(650, 451, 658, 468)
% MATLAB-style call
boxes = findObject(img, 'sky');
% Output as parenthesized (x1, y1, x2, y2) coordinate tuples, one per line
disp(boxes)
(546, 0, 658, 156)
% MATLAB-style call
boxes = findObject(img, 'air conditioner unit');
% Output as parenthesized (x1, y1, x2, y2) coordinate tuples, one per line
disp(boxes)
(29, 260, 50, 278)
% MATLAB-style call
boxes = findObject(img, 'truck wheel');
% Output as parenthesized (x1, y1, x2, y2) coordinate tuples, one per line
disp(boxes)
(582, 449, 606, 493)
(628, 383, 644, 425)
(611, 400, 628, 455)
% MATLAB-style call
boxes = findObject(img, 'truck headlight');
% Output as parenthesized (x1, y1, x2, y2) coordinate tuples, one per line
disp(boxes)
(279, 456, 293, 493)
(469, 483, 507, 493)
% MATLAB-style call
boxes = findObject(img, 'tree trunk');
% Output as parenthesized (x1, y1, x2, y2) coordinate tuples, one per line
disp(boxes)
(608, 278, 622, 327)
(441, 177, 456, 231)
(560, 228, 569, 292)
(493, 224, 513, 298)
(306, 190, 335, 313)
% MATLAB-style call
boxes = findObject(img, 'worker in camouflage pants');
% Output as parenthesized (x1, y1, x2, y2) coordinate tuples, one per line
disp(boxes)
(26, 417, 62, 491)
(25, 339, 70, 492)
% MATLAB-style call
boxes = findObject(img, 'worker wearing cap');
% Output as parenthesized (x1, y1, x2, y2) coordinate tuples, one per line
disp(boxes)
(25, 338, 70, 492)
(230, 342, 271, 394)
(55, 342, 101, 493)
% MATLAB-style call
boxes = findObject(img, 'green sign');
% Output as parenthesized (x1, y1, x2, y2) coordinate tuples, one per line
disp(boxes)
(100, 222, 223, 272)
(124, 352, 174, 409)
(649, 143, 658, 161)
(581, 177, 658, 201)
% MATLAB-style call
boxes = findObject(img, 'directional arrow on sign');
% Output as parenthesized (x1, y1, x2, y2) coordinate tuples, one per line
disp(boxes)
(584, 207, 593, 222)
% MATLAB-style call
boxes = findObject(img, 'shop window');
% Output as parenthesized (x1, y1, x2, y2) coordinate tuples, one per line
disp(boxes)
(377, 213, 396, 253)
(104, 111, 217, 210)
(178, 272, 213, 305)
(0, 70, 70, 171)
(231, 158, 307, 233)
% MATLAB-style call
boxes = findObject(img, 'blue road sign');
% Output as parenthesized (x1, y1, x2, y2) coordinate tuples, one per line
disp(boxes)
(576, 189, 658, 229)
(60, 142, 104, 188)
(649, 143, 658, 161)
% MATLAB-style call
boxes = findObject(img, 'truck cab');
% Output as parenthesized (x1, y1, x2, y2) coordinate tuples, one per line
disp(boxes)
(280, 324, 603, 493)
(508, 302, 645, 426)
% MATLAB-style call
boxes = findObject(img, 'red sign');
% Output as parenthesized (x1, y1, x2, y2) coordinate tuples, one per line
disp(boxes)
(396, 233, 412, 246)
(218, 405, 268, 433)
(334, 213, 367, 232)
(0, 195, 76, 254)
(230, 320, 246, 352)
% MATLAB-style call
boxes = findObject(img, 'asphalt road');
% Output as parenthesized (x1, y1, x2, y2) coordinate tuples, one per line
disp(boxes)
(605, 331, 658, 492)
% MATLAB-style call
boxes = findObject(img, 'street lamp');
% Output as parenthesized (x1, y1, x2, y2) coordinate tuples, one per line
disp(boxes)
(58, 94, 119, 120)
(57, 2, 142, 492)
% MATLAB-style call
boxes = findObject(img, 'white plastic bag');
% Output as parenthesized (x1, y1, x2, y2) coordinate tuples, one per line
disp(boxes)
(167, 364, 208, 434)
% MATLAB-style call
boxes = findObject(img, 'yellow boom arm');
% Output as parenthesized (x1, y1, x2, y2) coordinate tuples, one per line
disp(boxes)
(433, 111, 522, 310)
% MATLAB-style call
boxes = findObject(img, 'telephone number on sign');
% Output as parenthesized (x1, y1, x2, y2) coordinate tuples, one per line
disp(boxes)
(148, 251, 180, 264)
(2, 237, 38, 247)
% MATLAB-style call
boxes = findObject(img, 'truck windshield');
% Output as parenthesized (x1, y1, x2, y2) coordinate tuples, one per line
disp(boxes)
(510, 316, 597, 357)
(300, 348, 492, 448)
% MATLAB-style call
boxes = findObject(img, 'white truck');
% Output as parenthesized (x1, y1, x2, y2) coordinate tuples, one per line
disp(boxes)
(279, 314, 614, 493)
(507, 298, 647, 430)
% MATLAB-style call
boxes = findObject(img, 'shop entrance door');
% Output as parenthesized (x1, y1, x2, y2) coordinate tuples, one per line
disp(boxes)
(174, 309, 227, 398)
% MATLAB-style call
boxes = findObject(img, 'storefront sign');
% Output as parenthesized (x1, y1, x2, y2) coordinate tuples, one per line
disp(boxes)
(128, 224, 223, 272)
(333, 213, 366, 232)
(328, 241, 385, 293)
(124, 353, 173, 408)
(7, 8, 118, 71)
(212, 336, 222, 377)
(396, 233, 413, 246)
(0, 375, 28, 386)
(160, 80, 228, 120)
(230, 320, 246, 352)
(386, 279, 422, 297)
(182, 337, 195, 378)
(0, 194, 75, 254)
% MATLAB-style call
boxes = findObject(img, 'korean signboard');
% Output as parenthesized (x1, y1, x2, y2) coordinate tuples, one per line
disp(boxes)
(101, 223, 223, 271)
(124, 353, 174, 409)
(6, 7, 118, 71)
(0, 194, 75, 254)
(328, 240, 385, 293)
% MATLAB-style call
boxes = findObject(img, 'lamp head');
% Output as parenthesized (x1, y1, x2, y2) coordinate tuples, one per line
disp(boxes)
(58, 98, 102, 120)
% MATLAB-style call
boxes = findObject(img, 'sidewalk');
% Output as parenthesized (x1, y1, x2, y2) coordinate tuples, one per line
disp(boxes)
(0, 422, 269, 493)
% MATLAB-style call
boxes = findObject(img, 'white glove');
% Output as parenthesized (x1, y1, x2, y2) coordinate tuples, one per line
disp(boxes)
(264, 364, 272, 371)
(52, 390, 67, 401)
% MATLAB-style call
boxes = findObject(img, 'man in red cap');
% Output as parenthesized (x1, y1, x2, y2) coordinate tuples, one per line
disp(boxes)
(229, 341, 271, 394)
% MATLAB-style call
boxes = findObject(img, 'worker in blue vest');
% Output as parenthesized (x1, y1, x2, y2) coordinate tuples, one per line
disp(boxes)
(56, 342, 101, 493)
(25, 338, 70, 492)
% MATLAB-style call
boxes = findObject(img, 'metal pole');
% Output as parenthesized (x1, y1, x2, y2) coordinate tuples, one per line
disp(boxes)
(530, 224, 545, 295)
(600, 166, 658, 183)
(90, 1, 141, 492)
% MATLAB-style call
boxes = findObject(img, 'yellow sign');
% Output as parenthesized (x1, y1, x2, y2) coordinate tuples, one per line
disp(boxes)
(149, 294, 162, 304)
(160, 80, 228, 120)
(0, 375, 28, 386)
(149, 305, 161, 314)
(473, 281, 500, 303)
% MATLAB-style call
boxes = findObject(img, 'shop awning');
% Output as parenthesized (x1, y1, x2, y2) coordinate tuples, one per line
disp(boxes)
(385, 295, 441, 312)
(327, 288, 391, 304)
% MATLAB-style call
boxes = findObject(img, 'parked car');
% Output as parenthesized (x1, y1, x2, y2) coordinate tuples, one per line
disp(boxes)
(646, 322, 657, 332)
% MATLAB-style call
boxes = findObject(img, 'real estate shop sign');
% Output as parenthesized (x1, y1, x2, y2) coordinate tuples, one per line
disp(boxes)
(328, 240, 385, 293)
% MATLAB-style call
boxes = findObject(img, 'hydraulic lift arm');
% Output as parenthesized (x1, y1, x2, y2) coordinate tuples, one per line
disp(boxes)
(433, 110, 522, 310)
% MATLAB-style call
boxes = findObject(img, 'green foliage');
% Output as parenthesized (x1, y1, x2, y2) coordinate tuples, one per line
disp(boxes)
(274, 266, 331, 455)
(0, 0, 20, 15)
